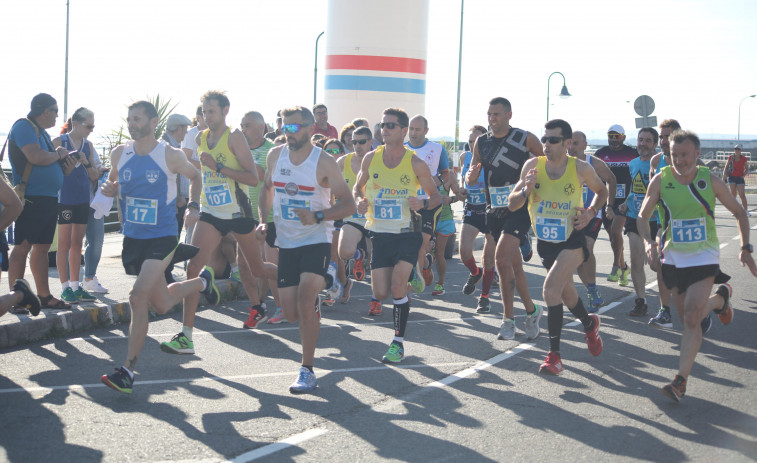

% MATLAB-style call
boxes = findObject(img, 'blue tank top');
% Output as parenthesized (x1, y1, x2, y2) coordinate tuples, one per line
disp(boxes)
(117, 141, 178, 239)
(462, 151, 487, 207)
(627, 156, 658, 221)
(581, 156, 601, 219)
(59, 134, 93, 205)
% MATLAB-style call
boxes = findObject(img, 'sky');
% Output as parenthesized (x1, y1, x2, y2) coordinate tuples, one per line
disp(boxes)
(2, 0, 757, 154)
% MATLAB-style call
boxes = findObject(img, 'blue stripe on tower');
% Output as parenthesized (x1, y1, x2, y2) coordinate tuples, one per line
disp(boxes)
(325, 75, 426, 94)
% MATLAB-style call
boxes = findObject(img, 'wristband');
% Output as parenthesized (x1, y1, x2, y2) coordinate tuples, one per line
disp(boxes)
(423, 198, 429, 209)
(187, 201, 200, 210)
(520, 189, 528, 199)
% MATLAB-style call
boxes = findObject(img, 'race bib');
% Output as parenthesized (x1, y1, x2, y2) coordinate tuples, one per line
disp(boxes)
(351, 211, 367, 220)
(616, 184, 626, 199)
(125, 197, 158, 225)
(672, 218, 706, 243)
(535, 216, 567, 242)
(490, 185, 513, 208)
(204, 183, 232, 206)
(374, 198, 402, 221)
(280, 198, 310, 221)
(467, 188, 486, 205)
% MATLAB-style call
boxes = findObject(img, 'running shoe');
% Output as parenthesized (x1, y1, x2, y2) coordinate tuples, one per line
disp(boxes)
(61, 287, 78, 304)
(382, 342, 404, 363)
(229, 270, 241, 282)
(649, 307, 673, 328)
(618, 266, 630, 286)
(524, 305, 542, 340)
(520, 234, 533, 262)
(497, 319, 516, 340)
(267, 306, 286, 324)
(586, 288, 603, 312)
(82, 276, 108, 294)
(421, 266, 434, 287)
(243, 304, 267, 329)
(714, 283, 733, 325)
(539, 352, 563, 375)
(607, 266, 620, 282)
(352, 252, 365, 281)
(368, 299, 383, 316)
(101, 367, 133, 394)
(701, 313, 713, 336)
(289, 366, 318, 394)
(199, 265, 220, 305)
(463, 268, 483, 295)
(160, 332, 195, 354)
(476, 296, 491, 314)
(432, 284, 445, 296)
(629, 298, 648, 317)
(74, 287, 97, 302)
(409, 267, 425, 294)
(584, 314, 603, 356)
(12, 279, 41, 316)
(661, 375, 687, 402)
(322, 296, 335, 307)
(339, 278, 353, 304)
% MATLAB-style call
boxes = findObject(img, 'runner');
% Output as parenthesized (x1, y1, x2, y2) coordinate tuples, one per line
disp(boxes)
(648, 119, 680, 328)
(337, 126, 377, 314)
(723, 144, 751, 216)
(431, 169, 463, 296)
(161, 91, 273, 354)
(100, 100, 214, 393)
(465, 97, 543, 340)
(258, 105, 355, 393)
(508, 119, 607, 375)
(353, 107, 440, 363)
(595, 124, 637, 285)
(621, 128, 660, 317)
(569, 130, 616, 312)
(459, 125, 498, 313)
(637, 129, 756, 402)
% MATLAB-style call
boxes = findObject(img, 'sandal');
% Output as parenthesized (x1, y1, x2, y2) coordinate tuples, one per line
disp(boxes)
(9, 306, 30, 315)
(39, 295, 72, 310)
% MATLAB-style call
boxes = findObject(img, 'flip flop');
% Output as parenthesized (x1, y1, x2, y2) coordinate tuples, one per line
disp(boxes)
(39, 295, 72, 310)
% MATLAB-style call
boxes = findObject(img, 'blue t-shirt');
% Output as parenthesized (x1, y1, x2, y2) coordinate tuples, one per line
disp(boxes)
(59, 134, 92, 205)
(9, 119, 64, 197)
(462, 151, 486, 206)
(627, 156, 657, 221)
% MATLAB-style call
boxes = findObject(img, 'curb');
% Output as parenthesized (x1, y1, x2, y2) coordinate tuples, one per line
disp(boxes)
(0, 279, 245, 349)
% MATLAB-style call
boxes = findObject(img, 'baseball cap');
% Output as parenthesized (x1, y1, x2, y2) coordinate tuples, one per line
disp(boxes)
(734, 144, 743, 150)
(166, 113, 192, 130)
(608, 124, 625, 135)
(28, 93, 57, 118)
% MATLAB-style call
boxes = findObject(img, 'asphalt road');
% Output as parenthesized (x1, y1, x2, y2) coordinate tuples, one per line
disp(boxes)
(1, 206, 756, 462)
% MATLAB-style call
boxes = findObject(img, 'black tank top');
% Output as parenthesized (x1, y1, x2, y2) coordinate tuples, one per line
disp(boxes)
(477, 127, 532, 212)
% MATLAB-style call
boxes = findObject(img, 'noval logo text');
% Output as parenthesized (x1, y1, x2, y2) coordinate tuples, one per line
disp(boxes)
(537, 200, 572, 213)
(146, 170, 159, 184)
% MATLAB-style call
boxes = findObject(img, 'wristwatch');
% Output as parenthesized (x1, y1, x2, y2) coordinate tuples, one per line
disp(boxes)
(742, 244, 753, 253)
(215, 162, 224, 173)
(187, 201, 200, 211)
(314, 211, 324, 224)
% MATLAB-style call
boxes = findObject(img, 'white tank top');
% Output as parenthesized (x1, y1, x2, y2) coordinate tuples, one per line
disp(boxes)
(272, 146, 333, 248)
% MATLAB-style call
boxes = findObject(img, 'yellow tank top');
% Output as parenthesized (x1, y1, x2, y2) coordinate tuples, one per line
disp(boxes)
(199, 127, 249, 219)
(365, 146, 419, 233)
(343, 152, 367, 226)
(528, 156, 582, 243)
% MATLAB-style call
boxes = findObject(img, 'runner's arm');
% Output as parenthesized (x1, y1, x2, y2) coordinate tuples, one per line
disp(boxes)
(526, 132, 544, 156)
(637, 174, 661, 266)
(412, 156, 441, 211)
(258, 146, 281, 223)
(711, 173, 757, 275)
(465, 139, 483, 185)
(506, 157, 539, 211)
(575, 159, 608, 230)
(219, 130, 260, 187)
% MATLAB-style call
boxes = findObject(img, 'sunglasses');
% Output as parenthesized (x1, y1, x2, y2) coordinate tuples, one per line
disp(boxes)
(325, 148, 342, 155)
(282, 123, 312, 134)
(83, 124, 95, 130)
(352, 139, 369, 145)
(379, 122, 403, 129)
(541, 136, 566, 145)
(608, 133, 623, 140)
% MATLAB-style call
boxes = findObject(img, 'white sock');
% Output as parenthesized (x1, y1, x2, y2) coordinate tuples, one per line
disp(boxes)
(182, 325, 193, 341)
(121, 366, 134, 380)
(199, 276, 208, 291)
(70, 281, 79, 291)
(231, 265, 239, 274)
(393, 336, 404, 344)
(62, 281, 70, 290)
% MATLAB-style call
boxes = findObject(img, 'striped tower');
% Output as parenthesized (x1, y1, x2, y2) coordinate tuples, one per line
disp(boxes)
(324, 0, 429, 131)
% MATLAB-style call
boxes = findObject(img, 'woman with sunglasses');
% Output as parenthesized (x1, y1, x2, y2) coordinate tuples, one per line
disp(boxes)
(321, 139, 351, 304)
(52, 107, 102, 304)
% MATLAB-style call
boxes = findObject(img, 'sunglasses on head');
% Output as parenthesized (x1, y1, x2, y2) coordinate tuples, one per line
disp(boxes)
(379, 122, 403, 129)
(541, 136, 566, 145)
(352, 139, 369, 145)
(325, 148, 342, 155)
(282, 123, 312, 134)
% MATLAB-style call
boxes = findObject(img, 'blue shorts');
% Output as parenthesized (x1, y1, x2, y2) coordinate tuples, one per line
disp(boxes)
(435, 219, 456, 236)
(728, 176, 746, 185)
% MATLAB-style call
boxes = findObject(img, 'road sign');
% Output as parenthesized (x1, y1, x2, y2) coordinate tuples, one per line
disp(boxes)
(636, 116, 657, 129)
(634, 95, 655, 116)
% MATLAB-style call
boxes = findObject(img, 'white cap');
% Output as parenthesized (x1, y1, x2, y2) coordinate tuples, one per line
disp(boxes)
(608, 124, 625, 134)
(734, 144, 743, 150)
(166, 113, 192, 131)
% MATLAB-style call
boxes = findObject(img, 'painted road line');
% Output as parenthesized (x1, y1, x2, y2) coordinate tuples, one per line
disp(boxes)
(227, 428, 329, 463)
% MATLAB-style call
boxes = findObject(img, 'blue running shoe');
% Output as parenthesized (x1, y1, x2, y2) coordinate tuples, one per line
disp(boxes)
(289, 366, 318, 393)
(101, 367, 133, 394)
(520, 234, 533, 262)
(199, 266, 220, 305)
(701, 313, 713, 336)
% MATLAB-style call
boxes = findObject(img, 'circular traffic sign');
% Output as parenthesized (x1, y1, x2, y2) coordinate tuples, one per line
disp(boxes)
(634, 95, 655, 117)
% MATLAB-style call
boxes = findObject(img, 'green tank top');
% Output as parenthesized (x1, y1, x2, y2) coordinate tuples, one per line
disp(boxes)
(246, 139, 275, 222)
(438, 184, 454, 222)
(658, 166, 718, 255)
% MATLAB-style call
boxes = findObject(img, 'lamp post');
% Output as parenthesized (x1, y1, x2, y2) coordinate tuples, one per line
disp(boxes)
(738, 94, 756, 141)
(546, 71, 571, 122)
(64, 0, 70, 120)
(313, 31, 325, 106)
(454, 0, 464, 161)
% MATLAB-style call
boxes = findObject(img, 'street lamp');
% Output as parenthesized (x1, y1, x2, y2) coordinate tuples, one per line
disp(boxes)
(313, 31, 325, 106)
(738, 94, 756, 141)
(546, 71, 571, 122)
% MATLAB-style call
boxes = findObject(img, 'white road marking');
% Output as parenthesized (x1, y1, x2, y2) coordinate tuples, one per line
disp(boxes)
(226, 428, 329, 463)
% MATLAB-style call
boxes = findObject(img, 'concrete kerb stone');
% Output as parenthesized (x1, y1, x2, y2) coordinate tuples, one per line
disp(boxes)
(0, 278, 243, 349)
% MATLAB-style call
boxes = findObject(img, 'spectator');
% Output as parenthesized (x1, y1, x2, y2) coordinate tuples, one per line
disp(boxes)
(312, 104, 338, 139)
(340, 123, 357, 153)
